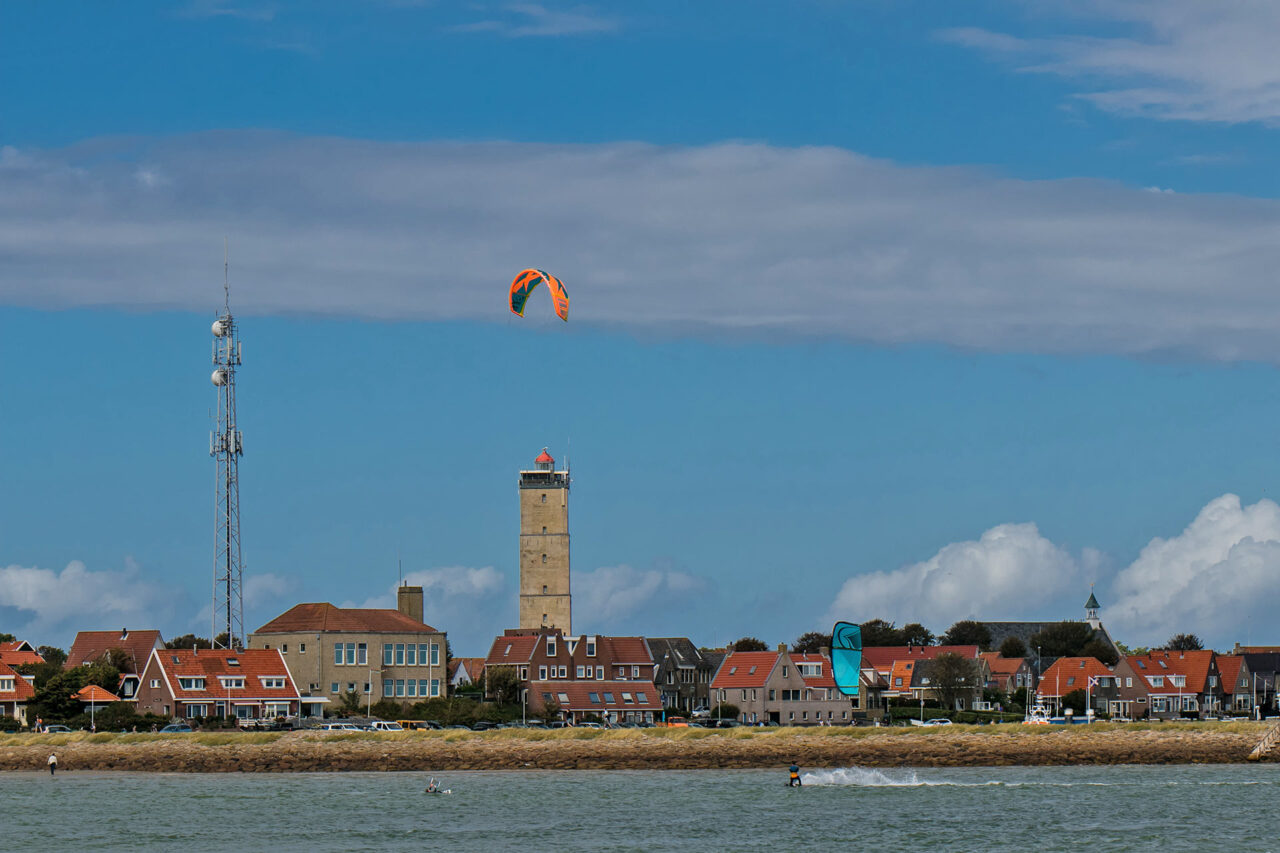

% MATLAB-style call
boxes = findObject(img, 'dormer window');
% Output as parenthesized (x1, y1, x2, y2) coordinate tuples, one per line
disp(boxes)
(177, 677, 206, 690)
(219, 676, 245, 689)
(260, 677, 286, 689)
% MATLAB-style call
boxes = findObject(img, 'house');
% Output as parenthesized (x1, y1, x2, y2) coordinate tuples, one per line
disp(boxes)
(1034, 657, 1138, 716)
(0, 640, 45, 668)
(72, 685, 121, 724)
(136, 648, 301, 720)
(979, 652, 1032, 695)
(909, 656, 989, 710)
(710, 645, 873, 725)
(862, 645, 981, 699)
(646, 638, 720, 713)
(449, 657, 487, 692)
(248, 586, 448, 709)
(1233, 651, 1280, 716)
(483, 629, 657, 712)
(0, 661, 34, 725)
(65, 629, 165, 701)
(1127, 650, 1219, 720)
(1216, 655, 1254, 715)
(527, 681, 663, 724)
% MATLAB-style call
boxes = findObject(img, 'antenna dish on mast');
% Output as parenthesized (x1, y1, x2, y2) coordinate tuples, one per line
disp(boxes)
(212, 319, 228, 337)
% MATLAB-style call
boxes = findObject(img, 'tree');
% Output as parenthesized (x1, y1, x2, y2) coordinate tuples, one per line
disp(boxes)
(27, 662, 120, 722)
(213, 632, 242, 650)
(369, 699, 402, 720)
(999, 636, 1027, 659)
(928, 653, 978, 711)
(730, 637, 768, 652)
(900, 623, 935, 647)
(1062, 688, 1087, 716)
(166, 634, 213, 650)
(711, 703, 740, 720)
(337, 690, 365, 716)
(791, 632, 831, 654)
(941, 620, 992, 650)
(1165, 633, 1204, 651)
(38, 646, 67, 667)
(1028, 621, 1096, 658)
(485, 666, 521, 705)
(103, 648, 135, 674)
(859, 619, 904, 646)
(1082, 639, 1119, 666)
(540, 699, 562, 723)
(0, 633, 15, 643)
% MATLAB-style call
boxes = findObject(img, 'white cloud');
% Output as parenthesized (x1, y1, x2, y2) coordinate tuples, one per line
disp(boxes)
(827, 523, 1087, 631)
(1104, 494, 1280, 647)
(943, 2, 1280, 124)
(243, 571, 294, 608)
(8, 133, 1280, 362)
(575, 564, 708, 628)
(344, 566, 508, 655)
(0, 558, 184, 645)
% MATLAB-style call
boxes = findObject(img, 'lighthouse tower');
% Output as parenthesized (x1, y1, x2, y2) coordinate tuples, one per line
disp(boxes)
(518, 448, 571, 633)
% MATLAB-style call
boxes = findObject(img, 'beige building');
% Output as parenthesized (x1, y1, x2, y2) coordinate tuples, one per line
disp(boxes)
(519, 448, 572, 633)
(248, 586, 447, 710)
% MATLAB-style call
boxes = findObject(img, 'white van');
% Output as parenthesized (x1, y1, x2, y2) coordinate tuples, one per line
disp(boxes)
(368, 721, 404, 732)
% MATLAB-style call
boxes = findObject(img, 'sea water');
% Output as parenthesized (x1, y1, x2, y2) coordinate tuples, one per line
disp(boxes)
(3, 765, 1278, 851)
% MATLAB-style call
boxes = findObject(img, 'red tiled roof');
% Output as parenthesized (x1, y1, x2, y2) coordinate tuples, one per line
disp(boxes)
(888, 660, 917, 691)
(1218, 656, 1248, 693)
(0, 662, 35, 701)
(486, 634, 540, 666)
(150, 649, 299, 701)
(600, 636, 653, 666)
(980, 653, 1026, 678)
(0, 640, 44, 667)
(792, 653, 836, 688)
(862, 645, 981, 672)
(529, 680, 662, 713)
(72, 685, 120, 703)
(1126, 650, 1216, 694)
(535, 449, 555, 464)
(450, 657, 487, 683)
(711, 652, 778, 689)
(66, 630, 164, 674)
(255, 603, 438, 634)
(1037, 657, 1115, 698)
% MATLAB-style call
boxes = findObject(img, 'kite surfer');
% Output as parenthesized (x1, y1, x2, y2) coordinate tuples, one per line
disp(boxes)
(788, 763, 801, 787)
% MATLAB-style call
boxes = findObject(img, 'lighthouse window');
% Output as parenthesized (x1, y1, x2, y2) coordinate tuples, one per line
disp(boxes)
(541, 494, 546, 503)
(542, 585, 548, 594)
(542, 526, 547, 534)
(542, 554, 547, 563)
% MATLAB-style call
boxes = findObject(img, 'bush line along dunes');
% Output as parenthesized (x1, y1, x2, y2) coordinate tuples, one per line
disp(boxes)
(0, 722, 1270, 772)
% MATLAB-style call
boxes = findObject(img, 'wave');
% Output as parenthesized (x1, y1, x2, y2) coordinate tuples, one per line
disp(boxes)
(800, 768, 988, 787)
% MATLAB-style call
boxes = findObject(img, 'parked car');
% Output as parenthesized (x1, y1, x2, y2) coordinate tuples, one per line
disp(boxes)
(690, 706, 711, 719)
(43, 725, 73, 734)
(317, 722, 362, 731)
(159, 723, 194, 733)
(547, 720, 568, 729)
(471, 721, 499, 731)
(400, 720, 443, 731)
(923, 718, 953, 727)
(663, 716, 690, 728)
(711, 719, 741, 728)
(525, 719, 548, 728)
(445, 724, 471, 730)
(575, 721, 604, 729)
(368, 721, 403, 732)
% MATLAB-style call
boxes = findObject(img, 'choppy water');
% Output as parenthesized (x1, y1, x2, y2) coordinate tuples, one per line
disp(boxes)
(4, 765, 1279, 851)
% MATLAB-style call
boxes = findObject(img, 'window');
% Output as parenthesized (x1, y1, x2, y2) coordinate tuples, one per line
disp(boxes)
(335, 645, 343, 666)
(539, 666, 548, 680)
(395, 644, 405, 665)
(300, 643, 306, 653)
(186, 704, 207, 718)
(546, 638, 557, 657)
(603, 692, 615, 703)
(345, 643, 356, 666)
(542, 526, 547, 534)
(218, 677, 245, 689)
(519, 667, 528, 680)
(576, 665, 585, 678)
(407, 680, 417, 698)
(396, 679, 406, 697)
(431, 679, 441, 697)
(384, 644, 393, 666)
(331, 682, 340, 694)
(357, 643, 367, 666)
(177, 677, 206, 690)
(542, 585, 548, 594)
(407, 644, 417, 666)
(636, 692, 648, 703)
(1126, 677, 1132, 687)
(363, 682, 371, 694)
(781, 666, 788, 678)
(430, 643, 440, 666)
(1067, 677, 1075, 687)
(741, 690, 747, 702)
(383, 681, 393, 698)
(541, 494, 547, 503)
(281, 644, 287, 653)
(558, 666, 567, 677)
(586, 639, 596, 657)
(768, 689, 776, 700)
(0, 678, 12, 692)
(622, 692, 634, 704)
(589, 692, 601, 703)
(1172, 675, 1186, 688)
(558, 692, 570, 704)
(894, 677, 903, 687)
(596, 666, 603, 680)
(1151, 676, 1164, 687)
(347, 683, 355, 692)
(150, 679, 160, 688)
(632, 666, 640, 678)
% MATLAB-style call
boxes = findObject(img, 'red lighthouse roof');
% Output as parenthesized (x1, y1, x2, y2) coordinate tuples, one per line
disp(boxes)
(535, 449, 555, 464)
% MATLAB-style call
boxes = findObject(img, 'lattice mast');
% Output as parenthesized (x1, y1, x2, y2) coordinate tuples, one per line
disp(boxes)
(210, 246, 244, 650)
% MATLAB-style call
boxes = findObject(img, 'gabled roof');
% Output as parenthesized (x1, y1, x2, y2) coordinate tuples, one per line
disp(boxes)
(1036, 657, 1114, 697)
(791, 653, 836, 688)
(646, 638, 715, 670)
(255, 603, 438, 634)
(0, 640, 44, 667)
(450, 657, 487, 684)
(600, 636, 653, 666)
(0, 661, 35, 701)
(862, 645, 980, 671)
(888, 660, 917, 689)
(147, 649, 299, 701)
(486, 634, 540, 666)
(1125, 650, 1216, 694)
(1217, 655, 1248, 693)
(66, 630, 164, 674)
(980, 653, 1028, 679)
(711, 652, 778, 689)
(72, 684, 120, 703)
(529, 680, 662, 713)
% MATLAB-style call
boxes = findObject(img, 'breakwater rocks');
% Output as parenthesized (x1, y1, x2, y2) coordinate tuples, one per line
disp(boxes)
(0, 724, 1269, 773)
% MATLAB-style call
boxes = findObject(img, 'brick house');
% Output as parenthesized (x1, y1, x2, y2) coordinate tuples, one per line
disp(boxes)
(646, 638, 720, 713)
(0, 661, 34, 725)
(979, 652, 1032, 695)
(1034, 656, 1146, 717)
(710, 645, 871, 725)
(0, 640, 45, 668)
(863, 645, 982, 700)
(527, 680, 663, 724)
(1216, 655, 1254, 715)
(66, 629, 165, 701)
(136, 648, 301, 720)
(484, 629, 657, 715)
(1127, 650, 1220, 720)
(248, 586, 448, 709)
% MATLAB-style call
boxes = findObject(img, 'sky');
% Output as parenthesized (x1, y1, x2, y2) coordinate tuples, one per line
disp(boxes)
(5, 1, 1280, 654)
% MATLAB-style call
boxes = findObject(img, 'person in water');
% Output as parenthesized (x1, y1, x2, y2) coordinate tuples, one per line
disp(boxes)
(48, 753, 57, 776)
(426, 777, 439, 793)
(788, 763, 801, 787)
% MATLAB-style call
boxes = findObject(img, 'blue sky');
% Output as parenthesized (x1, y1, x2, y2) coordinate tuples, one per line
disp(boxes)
(5, 1, 1280, 653)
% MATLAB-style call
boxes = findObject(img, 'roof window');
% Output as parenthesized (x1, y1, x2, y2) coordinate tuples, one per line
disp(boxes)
(227, 658, 240, 667)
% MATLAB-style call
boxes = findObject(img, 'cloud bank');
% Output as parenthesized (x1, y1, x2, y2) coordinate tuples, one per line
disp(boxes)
(827, 493, 1280, 650)
(7, 133, 1280, 361)
(574, 564, 708, 630)
(944, 2, 1280, 124)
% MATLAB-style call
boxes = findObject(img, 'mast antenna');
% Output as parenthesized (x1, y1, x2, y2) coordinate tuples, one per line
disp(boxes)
(210, 243, 245, 650)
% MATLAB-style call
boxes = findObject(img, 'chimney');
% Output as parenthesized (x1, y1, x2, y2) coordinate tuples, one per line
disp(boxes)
(820, 646, 830, 659)
(777, 643, 787, 654)
(398, 585, 424, 624)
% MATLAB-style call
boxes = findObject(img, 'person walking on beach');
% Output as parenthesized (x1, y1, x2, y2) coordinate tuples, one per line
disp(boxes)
(47, 753, 57, 776)
(788, 763, 801, 787)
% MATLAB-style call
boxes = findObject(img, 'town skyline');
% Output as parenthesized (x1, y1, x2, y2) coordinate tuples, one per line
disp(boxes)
(6, 2, 1280, 654)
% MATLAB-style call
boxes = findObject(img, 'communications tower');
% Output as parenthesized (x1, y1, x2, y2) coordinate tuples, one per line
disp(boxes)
(210, 252, 244, 650)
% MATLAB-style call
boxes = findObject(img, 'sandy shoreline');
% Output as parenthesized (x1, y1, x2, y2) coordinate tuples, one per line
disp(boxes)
(1, 723, 1274, 773)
